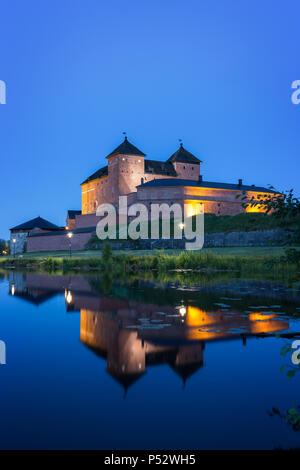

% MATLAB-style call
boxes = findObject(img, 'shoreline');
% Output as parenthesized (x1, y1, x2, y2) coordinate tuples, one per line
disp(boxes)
(1, 247, 299, 279)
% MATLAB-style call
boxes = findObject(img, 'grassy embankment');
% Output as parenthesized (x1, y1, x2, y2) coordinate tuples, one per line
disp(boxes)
(85, 211, 300, 246)
(203, 212, 300, 233)
(1, 213, 299, 275)
(4, 246, 295, 259)
(1, 246, 300, 278)
(86, 212, 300, 243)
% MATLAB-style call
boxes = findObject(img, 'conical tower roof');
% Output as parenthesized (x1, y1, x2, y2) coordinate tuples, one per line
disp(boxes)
(106, 136, 146, 158)
(167, 143, 202, 164)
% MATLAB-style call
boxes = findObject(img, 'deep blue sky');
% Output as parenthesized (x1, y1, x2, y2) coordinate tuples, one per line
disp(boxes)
(0, 0, 299, 239)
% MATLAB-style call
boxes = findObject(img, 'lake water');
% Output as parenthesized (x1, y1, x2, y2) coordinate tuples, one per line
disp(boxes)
(0, 269, 300, 449)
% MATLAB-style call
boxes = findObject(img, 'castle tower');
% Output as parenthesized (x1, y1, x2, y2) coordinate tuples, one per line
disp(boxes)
(167, 143, 202, 180)
(106, 136, 146, 204)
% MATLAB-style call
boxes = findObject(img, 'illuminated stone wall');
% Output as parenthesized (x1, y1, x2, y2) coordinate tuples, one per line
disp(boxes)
(81, 154, 199, 215)
(136, 185, 271, 216)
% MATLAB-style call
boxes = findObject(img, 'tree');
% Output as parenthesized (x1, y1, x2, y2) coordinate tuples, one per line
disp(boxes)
(102, 241, 113, 264)
(236, 187, 300, 219)
(268, 339, 300, 432)
(0, 239, 9, 256)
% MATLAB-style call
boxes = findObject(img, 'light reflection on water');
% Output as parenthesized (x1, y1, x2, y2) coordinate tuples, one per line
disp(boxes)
(0, 270, 300, 449)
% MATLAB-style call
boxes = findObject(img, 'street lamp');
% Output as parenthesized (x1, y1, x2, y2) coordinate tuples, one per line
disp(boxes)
(179, 306, 186, 316)
(67, 232, 73, 257)
(12, 237, 16, 258)
(178, 222, 185, 230)
(65, 290, 72, 304)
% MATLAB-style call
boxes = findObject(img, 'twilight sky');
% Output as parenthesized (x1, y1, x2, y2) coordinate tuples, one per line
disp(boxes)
(0, 0, 299, 239)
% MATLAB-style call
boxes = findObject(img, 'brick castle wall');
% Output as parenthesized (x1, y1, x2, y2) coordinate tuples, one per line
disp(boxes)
(173, 162, 200, 180)
(81, 154, 200, 215)
(27, 231, 93, 252)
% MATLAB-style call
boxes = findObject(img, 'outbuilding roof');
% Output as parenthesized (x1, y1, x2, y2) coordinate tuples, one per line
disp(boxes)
(10, 216, 59, 231)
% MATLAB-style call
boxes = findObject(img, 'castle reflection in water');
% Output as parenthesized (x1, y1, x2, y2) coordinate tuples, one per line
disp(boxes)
(8, 272, 291, 392)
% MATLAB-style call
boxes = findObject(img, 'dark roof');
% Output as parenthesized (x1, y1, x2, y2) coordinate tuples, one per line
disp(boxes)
(167, 144, 202, 165)
(81, 166, 108, 185)
(67, 210, 81, 219)
(10, 216, 59, 231)
(169, 361, 204, 383)
(145, 159, 177, 177)
(10, 290, 58, 306)
(108, 371, 145, 392)
(106, 136, 146, 158)
(137, 178, 279, 194)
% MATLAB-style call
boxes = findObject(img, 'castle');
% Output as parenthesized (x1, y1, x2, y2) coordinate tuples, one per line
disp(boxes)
(11, 136, 277, 253)
(81, 136, 202, 214)
(80, 135, 274, 218)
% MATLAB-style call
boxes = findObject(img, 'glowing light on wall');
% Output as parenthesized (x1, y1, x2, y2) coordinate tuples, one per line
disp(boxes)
(249, 312, 275, 321)
(66, 291, 72, 304)
(184, 200, 203, 218)
(249, 312, 289, 333)
(186, 307, 215, 327)
(245, 204, 266, 213)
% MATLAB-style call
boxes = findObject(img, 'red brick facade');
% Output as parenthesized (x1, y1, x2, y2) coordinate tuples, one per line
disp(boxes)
(81, 138, 202, 214)
(27, 231, 93, 252)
